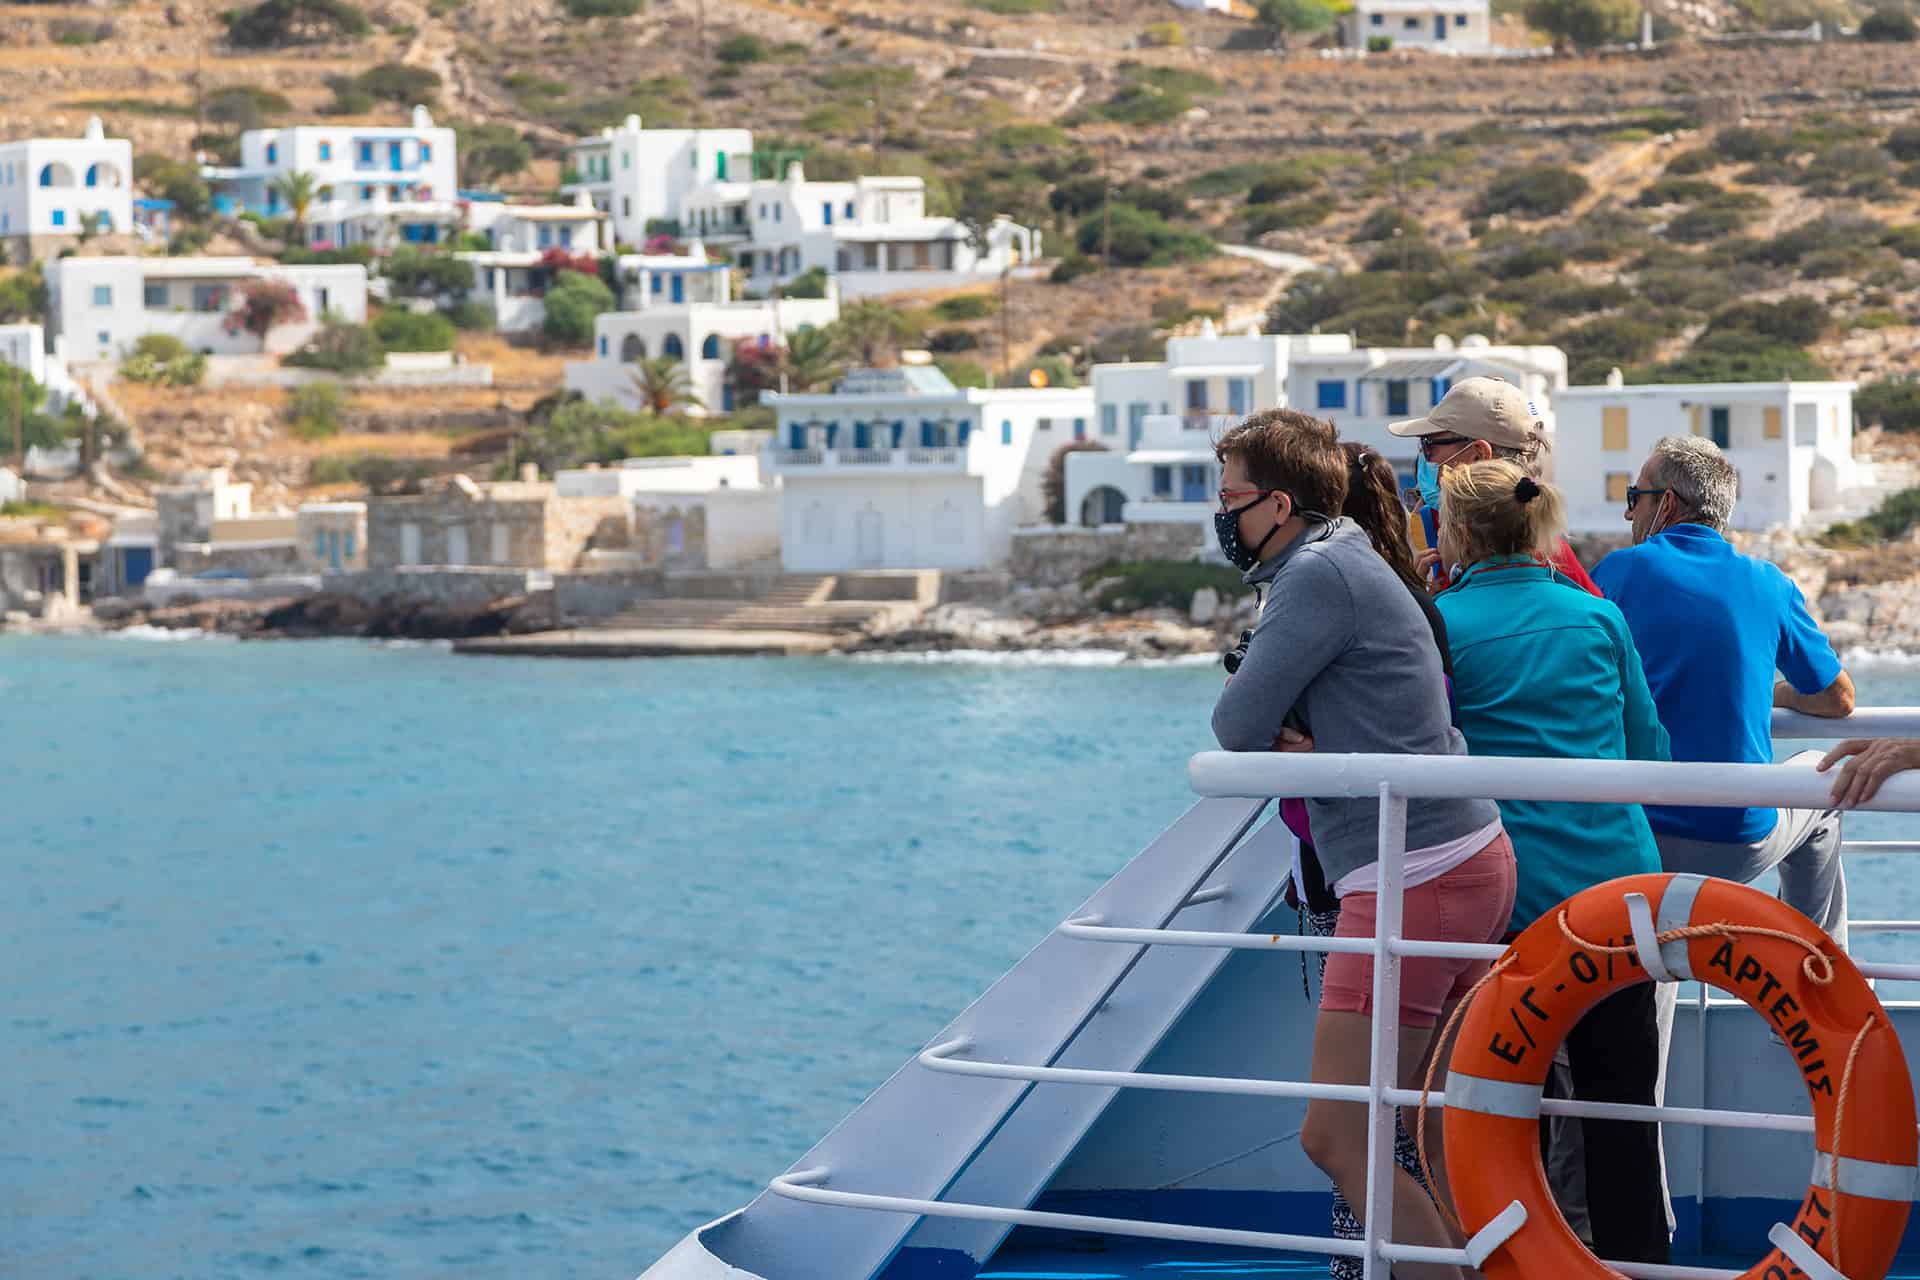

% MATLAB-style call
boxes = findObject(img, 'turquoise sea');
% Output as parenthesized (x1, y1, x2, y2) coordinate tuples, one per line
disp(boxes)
(6, 635, 1920, 1280)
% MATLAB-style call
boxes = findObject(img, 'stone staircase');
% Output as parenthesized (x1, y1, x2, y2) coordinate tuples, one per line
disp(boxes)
(595, 574, 915, 636)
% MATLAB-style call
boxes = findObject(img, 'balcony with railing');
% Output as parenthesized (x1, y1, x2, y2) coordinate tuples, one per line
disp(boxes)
(771, 446, 967, 473)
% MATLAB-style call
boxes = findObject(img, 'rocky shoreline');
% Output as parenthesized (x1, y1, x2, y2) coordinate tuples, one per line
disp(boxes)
(25, 528, 1920, 661)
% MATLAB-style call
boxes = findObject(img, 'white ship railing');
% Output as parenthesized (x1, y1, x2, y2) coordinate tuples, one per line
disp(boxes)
(769, 708, 1920, 1280)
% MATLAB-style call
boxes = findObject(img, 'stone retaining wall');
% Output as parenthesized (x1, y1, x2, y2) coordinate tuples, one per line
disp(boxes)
(1009, 525, 1209, 589)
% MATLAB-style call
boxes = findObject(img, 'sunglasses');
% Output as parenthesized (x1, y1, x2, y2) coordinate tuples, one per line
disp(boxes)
(1625, 485, 1668, 516)
(1418, 435, 1476, 460)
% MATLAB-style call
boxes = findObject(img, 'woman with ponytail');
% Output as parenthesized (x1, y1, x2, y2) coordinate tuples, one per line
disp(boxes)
(1434, 458, 1674, 1265)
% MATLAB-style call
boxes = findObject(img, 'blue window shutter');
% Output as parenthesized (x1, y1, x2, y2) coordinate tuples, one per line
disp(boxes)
(958, 420, 970, 445)
(825, 421, 838, 447)
(1074, 418, 1087, 440)
(920, 420, 933, 447)
(789, 424, 804, 449)
(598, 336, 607, 356)
(822, 202, 833, 225)
(1001, 420, 1012, 445)
(1101, 404, 1118, 435)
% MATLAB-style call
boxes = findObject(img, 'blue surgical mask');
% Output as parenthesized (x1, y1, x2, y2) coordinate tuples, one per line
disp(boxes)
(1415, 453, 1442, 510)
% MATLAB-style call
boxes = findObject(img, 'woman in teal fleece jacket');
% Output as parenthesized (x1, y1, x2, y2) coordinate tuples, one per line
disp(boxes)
(1434, 458, 1674, 1267)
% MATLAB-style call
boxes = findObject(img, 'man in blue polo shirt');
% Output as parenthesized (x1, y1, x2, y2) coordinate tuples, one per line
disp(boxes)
(1594, 435, 1855, 944)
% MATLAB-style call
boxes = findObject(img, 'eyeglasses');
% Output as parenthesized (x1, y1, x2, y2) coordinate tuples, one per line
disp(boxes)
(1419, 435, 1476, 461)
(1624, 485, 1668, 516)
(1218, 487, 1266, 510)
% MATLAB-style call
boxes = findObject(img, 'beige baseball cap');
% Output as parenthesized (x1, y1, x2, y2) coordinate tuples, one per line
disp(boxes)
(1387, 375, 1550, 454)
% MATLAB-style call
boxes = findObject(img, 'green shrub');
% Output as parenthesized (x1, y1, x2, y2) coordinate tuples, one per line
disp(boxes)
(781, 266, 830, 299)
(132, 334, 190, 363)
(224, 0, 370, 47)
(927, 327, 980, 353)
(455, 121, 532, 186)
(284, 318, 385, 373)
(933, 292, 997, 322)
(1555, 312, 1678, 383)
(1489, 242, 1566, 278)
(1639, 333, 1829, 383)
(448, 299, 495, 331)
(1799, 142, 1892, 196)
(1717, 126, 1795, 163)
(1858, 379, 1920, 431)
(1741, 215, 1879, 267)
(384, 247, 474, 299)
(1363, 237, 1450, 274)
(1888, 126, 1920, 161)
(1075, 203, 1214, 267)
(280, 244, 376, 268)
(372, 308, 455, 352)
(1882, 225, 1920, 259)
(1142, 19, 1186, 44)
(1668, 202, 1757, 243)
(1523, 0, 1636, 46)
(1664, 148, 1718, 176)
(936, 358, 989, 389)
(563, 0, 641, 16)
(1247, 199, 1331, 235)
(1093, 81, 1191, 126)
(1352, 207, 1423, 242)
(206, 84, 292, 128)
(1050, 253, 1097, 285)
(541, 270, 615, 346)
(1708, 297, 1829, 346)
(1367, 33, 1394, 50)
(287, 382, 345, 439)
(1635, 266, 1735, 313)
(1862, 6, 1917, 40)
(715, 33, 768, 63)
(1476, 165, 1589, 218)
(1635, 177, 1723, 206)
(1247, 167, 1320, 204)
(1084, 560, 1251, 613)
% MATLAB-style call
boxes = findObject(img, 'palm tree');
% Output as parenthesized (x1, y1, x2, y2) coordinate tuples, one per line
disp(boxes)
(632, 357, 703, 414)
(270, 170, 321, 246)
(782, 327, 841, 392)
(826, 299, 920, 368)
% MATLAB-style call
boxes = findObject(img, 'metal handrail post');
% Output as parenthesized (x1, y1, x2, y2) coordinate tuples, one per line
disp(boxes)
(1362, 782, 1409, 1280)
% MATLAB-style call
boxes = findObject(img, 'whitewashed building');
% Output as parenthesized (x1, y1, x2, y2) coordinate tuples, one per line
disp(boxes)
(0, 322, 48, 387)
(203, 107, 460, 248)
(1346, 0, 1492, 51)
(463, 240, 725, 335)
(1066, 324, 1564, 543)
(555, 454, 778, 570)
(563, 115, 756, 247)
(48, 256, 368, 360)
(564, 291, 840, 416)
(0, 117, 133, 255)
(563, 117, 1039, 297)
(476, 194, 609, 256)
(685, 163, 1038, 298)
(764, 366, 1094, 571)
(1556, 374, 1861, 534)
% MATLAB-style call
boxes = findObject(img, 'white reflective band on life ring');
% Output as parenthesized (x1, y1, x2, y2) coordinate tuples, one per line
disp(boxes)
(1811, 1150, 1920, 1202)
(1655, 873, 1706, 981)
(1444, 1071, 1541, 1120)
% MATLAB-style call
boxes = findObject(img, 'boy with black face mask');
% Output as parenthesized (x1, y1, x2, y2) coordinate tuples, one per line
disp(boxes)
(1211, 410, 1512, 1280)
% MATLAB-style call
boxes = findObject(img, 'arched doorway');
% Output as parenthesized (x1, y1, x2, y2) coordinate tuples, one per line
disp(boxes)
(1080, 485, 1127, 527)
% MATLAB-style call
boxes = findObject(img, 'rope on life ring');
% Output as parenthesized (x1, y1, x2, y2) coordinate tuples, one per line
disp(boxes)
(1417, 873, 1914, 1280)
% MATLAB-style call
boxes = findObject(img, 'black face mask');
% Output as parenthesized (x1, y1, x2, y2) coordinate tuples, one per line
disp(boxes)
(1215, 494, 1282, 572)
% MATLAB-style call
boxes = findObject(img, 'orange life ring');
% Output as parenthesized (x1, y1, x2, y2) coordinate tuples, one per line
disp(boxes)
(1443, 872, 1916, 1280)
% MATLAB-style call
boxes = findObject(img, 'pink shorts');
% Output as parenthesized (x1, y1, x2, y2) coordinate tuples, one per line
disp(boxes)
(1320, 834, 1517, 1029)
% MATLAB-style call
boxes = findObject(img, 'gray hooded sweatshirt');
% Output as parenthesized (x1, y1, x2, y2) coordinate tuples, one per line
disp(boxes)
(1212, 517, 1499, 888)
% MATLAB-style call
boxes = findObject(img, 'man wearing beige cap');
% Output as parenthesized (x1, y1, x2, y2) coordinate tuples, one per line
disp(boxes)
(1388, 375, 1601, 595)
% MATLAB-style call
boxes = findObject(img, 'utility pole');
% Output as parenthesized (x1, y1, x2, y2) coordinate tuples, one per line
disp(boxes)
(1000, 265, 1012, 382)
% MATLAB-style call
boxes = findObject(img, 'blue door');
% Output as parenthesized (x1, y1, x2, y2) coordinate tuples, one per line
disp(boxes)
(1435, 14, 1447, 37)
(121, 545, 153, 588)
(1228, 379, 1249, 415)
(389, 142, 403, 171)
(1181, 464, 1209, 502)
(671, 274, 684, 303)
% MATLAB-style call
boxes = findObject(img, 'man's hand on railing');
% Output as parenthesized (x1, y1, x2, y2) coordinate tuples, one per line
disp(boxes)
(1272, 727, 1315, 753)
(1774, 671, 1857, 719)
(1818, 737, 1920, 809)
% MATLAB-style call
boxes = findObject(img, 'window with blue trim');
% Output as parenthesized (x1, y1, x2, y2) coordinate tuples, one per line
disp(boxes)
(267, 143, 277, 165)
(1001, 419, 1012, 445)
(1710, 406, 1731, 447)
(319, 142, 332, 161)
(92, 285, 112, 307)
(702, 334, 720, 359)
(853, 421, 870, 449)
(421, 142, 432, 161)
(315, 531, 327, 558)
(958, 420, 971, 445)
(1386, 380, 1410, 416)
(51, 209, 64, 227)
(1316, 380, 1347, 410)
(345, 531, 355, 559)
(360, 142, 373, 165)
(598, 336, 608, 356)
(1101, 404, 1118, 435)
(664, 334, 684, 359)
(1152, 465, 1173, 497)
(822, 202, 833, 225)
(1454, 12, 1468, 23)
(789, 424, 805, 449)
(844, 200, 855, 218)
(1371, 12, 1383, 22)
(1074, 417, 1087, 440)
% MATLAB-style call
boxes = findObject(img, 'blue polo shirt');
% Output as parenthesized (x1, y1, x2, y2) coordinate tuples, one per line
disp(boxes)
(1592, 524, 1842, 843)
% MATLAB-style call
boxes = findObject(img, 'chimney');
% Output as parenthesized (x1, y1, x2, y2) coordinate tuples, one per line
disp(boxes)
(520, 463, 540, 484)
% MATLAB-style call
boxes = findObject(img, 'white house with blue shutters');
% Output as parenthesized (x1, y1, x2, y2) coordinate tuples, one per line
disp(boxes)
(0, 117, 133, 256)
(203, 106, 460, 249)
(563, 115, 756, 247)
(1066, 323, 1564, 540)
(47, 256, 368, 360)
(1346, 0, 1492, 51)
(563, 290, 841, 416)
(763, 366, 1093, 571)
